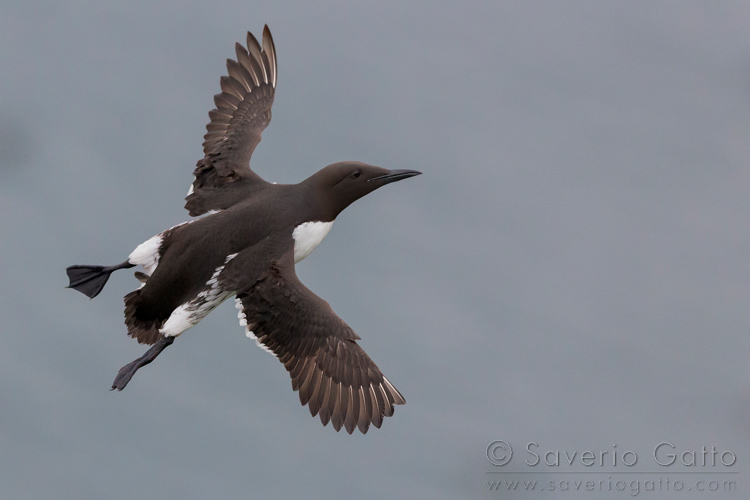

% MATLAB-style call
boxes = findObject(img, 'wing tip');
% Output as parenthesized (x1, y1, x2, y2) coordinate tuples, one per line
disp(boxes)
(261, 25, 277, 88)
(299, 377, 405, 435)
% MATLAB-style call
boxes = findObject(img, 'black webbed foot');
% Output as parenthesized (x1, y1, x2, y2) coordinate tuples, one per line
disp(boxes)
(111, 336, 174, 391)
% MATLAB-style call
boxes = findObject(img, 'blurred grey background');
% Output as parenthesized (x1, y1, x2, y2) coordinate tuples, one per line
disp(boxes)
(1, 1, 749, 498)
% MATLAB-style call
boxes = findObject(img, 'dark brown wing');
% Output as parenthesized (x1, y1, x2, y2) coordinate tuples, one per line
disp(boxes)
(234, 250, 405, 434)
(185, 26, 278, 216)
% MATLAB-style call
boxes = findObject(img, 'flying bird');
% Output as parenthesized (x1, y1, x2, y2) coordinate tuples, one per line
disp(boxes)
(66, 26, 420, 434)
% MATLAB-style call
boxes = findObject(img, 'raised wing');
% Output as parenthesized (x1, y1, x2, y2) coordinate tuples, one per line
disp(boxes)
(185, 26, 278, 216)
(233, 250, 405, 434)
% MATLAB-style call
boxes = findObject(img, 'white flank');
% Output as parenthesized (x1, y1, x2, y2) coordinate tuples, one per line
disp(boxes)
(292, 220, 334, 263)
(160, 253, 238, 337)
(128, 220, 196, 275)
(159, 302, 197, 338)
(235, 297, 278, 358)
(128, 234, 163, 275)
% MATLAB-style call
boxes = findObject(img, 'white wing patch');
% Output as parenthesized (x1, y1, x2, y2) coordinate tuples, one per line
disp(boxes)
(160, 253, 238, 338)
(235, 297, 278, 358)
(292, 220, 334, 263)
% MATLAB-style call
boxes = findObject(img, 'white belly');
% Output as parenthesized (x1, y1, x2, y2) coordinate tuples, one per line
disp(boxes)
(292, 220, 334, 263)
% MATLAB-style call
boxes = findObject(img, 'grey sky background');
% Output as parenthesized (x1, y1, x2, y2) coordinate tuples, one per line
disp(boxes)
(2, 1, 750, 498)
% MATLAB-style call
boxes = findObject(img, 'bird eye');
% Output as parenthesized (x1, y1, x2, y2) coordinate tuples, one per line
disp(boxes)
(351, 170, 361, 179)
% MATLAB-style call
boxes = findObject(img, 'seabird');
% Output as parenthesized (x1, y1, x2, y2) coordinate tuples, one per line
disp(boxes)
(66, 26, 420, 434)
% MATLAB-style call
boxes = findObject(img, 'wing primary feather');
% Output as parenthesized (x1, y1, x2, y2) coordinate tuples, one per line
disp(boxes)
(242, 44, 263, 87)
(226, 60, 251, 92)
(260, 51, 271, 84)
(379, 383, 395, 417)
(214, 106, 235, 117)
(334, 343, 347, 382)
(351, 384, 361, 425)
(373, 383, 386, 420)
(346, 386, 359, 434)
(383, 376, 406, 405)
(236, 62, 258, 92)
(362, 386, 374, 427)
(369, 386, 383, 428)
(246, 31, 266, 83)
(290, 358, 309, 390)
(206, 123, 228, 133)
(318, 376, 333, 426)
(203, 131, 225, 140)
(213, 92, 239, 110)
(331, 383, 344, 432)
(298, 361, 318, 405)
(307, 370, 324, 416)
(219, 76, 242, 99)
(235, 43, 261, 86)
(262, 25, 277, 88)
(340, 384, 351, 432)
(357, 387, 370, 434)
(208, 110, 231, 122)
(285, 342, 307, 372)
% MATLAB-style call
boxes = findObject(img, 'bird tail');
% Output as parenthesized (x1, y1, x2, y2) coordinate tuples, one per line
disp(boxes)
(66, 261, 134, 298)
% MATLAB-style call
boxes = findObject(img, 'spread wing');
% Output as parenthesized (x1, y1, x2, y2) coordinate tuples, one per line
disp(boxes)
(233, 250, 406, 434)
(185, 26, 278, 216)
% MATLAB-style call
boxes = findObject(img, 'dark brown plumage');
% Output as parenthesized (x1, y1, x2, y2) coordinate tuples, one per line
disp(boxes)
(66, 26, 419, 435)
(236, 249, 405, 434)
(186, 27, 277, 217)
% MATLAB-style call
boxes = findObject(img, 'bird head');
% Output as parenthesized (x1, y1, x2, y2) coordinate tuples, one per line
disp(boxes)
(305, 161, 421, 219)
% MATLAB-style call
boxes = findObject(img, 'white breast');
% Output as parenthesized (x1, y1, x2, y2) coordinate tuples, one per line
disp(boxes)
(292, 220, 334, 263)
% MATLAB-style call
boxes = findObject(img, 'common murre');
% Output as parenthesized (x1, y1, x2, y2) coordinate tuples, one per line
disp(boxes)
(66, 26, 420, 434)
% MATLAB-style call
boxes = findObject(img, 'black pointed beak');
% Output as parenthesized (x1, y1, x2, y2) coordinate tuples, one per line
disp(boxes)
(368, 169, 422, 184)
